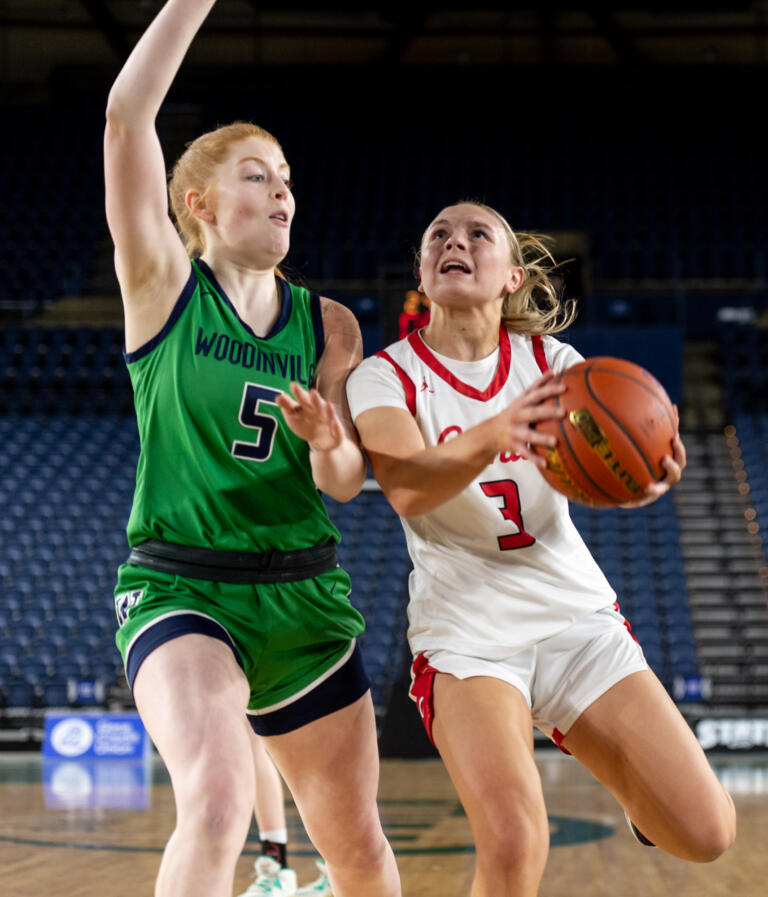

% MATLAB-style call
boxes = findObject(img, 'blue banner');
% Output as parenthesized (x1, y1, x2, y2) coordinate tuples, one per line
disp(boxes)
(42, 712, 151, 759)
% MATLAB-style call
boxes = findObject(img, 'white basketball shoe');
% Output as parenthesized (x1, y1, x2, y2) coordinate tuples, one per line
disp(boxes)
(237, 856, 298, 897)
(296, 859, 333, 897)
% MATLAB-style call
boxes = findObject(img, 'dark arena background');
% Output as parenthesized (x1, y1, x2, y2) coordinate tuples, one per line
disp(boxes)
(1, 3, 767, 895)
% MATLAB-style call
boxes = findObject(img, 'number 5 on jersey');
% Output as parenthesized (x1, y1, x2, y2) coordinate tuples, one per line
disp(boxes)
(232, 383, 281, 462)
(480, 479, 536, 550)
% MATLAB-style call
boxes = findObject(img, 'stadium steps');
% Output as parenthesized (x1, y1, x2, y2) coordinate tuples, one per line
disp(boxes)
(673, 430, 768, 710)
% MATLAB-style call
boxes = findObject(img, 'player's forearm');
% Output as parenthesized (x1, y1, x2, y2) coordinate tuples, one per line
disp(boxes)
(310, 436, 367, 503)
(370, 420, 499, 518)
(106, 0, 217, 126)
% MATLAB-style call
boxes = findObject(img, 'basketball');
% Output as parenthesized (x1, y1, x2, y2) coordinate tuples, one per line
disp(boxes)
(533, 357, 677, 507)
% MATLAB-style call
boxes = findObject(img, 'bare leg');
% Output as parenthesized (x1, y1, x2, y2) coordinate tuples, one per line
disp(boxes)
(250, 733, 286, 833)
(133, 635, 255, 897)
(266, 693, 401, 897)
(562, 669, 736, 861)
(431, 674, 549, 897)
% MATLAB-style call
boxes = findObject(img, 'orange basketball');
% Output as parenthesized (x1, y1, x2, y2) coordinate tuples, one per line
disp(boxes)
(533, 357, 677, 507)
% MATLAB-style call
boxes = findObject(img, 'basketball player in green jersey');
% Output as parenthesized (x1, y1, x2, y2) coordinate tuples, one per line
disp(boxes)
(104, 3, 401, 897)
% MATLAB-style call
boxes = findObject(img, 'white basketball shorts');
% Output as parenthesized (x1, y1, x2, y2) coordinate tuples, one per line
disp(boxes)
(409, 604, 648, 752)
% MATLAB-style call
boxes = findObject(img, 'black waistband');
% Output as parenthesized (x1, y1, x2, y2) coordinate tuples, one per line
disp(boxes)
(127, 539, 338, 584)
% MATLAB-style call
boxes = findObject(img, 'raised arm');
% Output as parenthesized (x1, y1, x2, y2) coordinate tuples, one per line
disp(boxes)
(104, 0, 216, 350)
(276, 299, 367, 502)
(354, 373, 566, 518)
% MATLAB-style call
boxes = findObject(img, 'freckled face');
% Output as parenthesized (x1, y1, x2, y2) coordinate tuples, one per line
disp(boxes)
(208, 136, 296, 266)
(419, 204, 521, 308)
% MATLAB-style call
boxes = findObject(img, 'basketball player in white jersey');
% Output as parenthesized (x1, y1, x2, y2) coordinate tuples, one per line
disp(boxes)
(347, 202, 736, 897)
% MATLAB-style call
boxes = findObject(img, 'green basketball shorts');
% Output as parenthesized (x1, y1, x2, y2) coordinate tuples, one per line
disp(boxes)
(113, 561, 369, 735)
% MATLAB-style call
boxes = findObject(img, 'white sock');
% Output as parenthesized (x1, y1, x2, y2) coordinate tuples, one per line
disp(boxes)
(259, 828, 288, 844)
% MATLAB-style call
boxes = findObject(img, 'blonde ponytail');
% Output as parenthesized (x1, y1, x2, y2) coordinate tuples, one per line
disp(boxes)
(501, 230, 577, 336)
(470, 203, 577, 336)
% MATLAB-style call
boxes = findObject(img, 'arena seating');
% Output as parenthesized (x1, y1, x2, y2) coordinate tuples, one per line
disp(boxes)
(0, 399, 410, 715)
(1, 72, 766, 314)
(189, 76, 768, 290)
(0, 97, 104, 315)
(323, 492, 411, 710)
(719, 323, 768, 415)
(3, 69, 765, 720)
(718, 322, 768, 568)
(0, 329, 699, 716)
(0, 327, 131, 414)
(570, 498, 699, 683)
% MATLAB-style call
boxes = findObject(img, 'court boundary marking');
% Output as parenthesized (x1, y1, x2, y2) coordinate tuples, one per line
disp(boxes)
(0, 815, 615, 855)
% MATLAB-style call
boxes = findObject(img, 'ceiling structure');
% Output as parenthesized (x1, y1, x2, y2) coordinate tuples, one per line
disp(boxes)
(2, 1, 768, 83)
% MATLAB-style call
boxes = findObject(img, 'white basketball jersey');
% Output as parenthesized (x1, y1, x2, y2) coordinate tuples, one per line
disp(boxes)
(346, 326, 616, 659)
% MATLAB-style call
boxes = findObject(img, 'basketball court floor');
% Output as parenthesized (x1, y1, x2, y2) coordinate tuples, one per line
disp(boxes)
(0, 749, 765, 896)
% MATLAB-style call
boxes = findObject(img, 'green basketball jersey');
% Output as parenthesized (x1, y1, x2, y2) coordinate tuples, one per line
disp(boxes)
(125, 259, 340, 553)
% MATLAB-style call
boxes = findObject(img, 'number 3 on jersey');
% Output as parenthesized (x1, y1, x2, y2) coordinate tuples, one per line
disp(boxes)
(480, 479, 536, 550)
(232, 383, 281, 462)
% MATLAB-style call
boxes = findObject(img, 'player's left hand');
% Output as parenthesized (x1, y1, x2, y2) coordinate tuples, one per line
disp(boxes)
(620, 406, 686, 508)
(276, 382, 344, 452)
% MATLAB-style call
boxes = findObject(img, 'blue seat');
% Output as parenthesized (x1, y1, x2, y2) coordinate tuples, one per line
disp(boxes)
(54, 660, 87, 680)
(41, 680, 71, 708)
(0, 658, 15, 678)
(4, 679, 36, 708)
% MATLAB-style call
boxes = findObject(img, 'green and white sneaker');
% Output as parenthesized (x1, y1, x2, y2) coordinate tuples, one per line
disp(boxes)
(296, 860, 332, 897)
(238, 856, 298, 897)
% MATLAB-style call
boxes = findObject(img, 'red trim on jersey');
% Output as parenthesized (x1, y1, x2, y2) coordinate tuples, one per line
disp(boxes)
(614, 600, 639, 644)
(531, 334, 549, 373)
(409, 653, 439, 746)
(438, 425, 463, 444)
(406, 325, 511, 401)
(552, 727, 572, 756)
(375, 350, 417, 416)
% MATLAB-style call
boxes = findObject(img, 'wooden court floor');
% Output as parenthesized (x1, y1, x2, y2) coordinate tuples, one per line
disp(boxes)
(0, 750, 766, 897)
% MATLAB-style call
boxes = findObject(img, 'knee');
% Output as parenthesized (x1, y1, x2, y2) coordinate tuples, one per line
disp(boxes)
(320, 811, 391, 874)
(474, 800, 549, 880)
(686, 798, 737, 863)
(177, 769, 253, 849)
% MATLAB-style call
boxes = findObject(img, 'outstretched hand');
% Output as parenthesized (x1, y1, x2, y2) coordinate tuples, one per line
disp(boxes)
(620, 406, 687, 508)
(276, 382, 345, 452)
(490, 371, 567, 468)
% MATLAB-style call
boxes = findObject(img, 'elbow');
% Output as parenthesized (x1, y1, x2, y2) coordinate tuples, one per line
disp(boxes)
(104, 105, 131, 146)
(388, 496, 412, 518)
(105, 90, 127, 129)
(105, 92, 151, 134)
(398, 505, 428, 519)
(386, 489, 429, 519)
(317, 467, 366, 503)
(323, 483, 363, 503)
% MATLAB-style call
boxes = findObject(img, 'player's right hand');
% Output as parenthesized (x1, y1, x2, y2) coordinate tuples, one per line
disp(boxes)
(490, 371, 566, 467)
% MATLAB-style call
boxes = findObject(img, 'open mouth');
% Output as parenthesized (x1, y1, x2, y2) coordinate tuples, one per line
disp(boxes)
(269, 211, 289, 223)
(440, 260, 470, 274)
